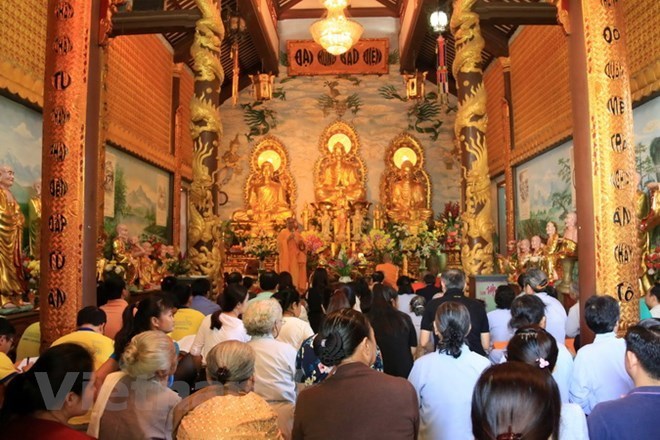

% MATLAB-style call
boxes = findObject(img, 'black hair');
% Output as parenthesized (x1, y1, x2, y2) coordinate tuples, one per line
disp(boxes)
(396, 276, 414, 295)
(0, 318, 16, 338)
(114, 292, 175, 358)
(410, 295, 426, 317)
(1, 343, 93, 422)
(351, 276, 371, 304)
(191, 278, 211, 297)
(472, 362, 560, 440)
(368, 284, 406, 335)
(259, 270, 279, 291)
(517, 273, 527, 290)
(242, 276, 254, 290)
(326, 290, 351, 313)
(278, 271, 295, 291)
(211, 284, 248, 330)
(311, 267, 330, 289)
(76, 306, 107, 327)
(173, 283, 193, 308)
(102, 273, 126, 300)
(650, 284, 660, 302)
(313, 308, 371, 366)
(509, 295, 545, 330)
(371, 271, 385, 283)
(423, 273, 436, 285)
(273, 287, 301, 313)
(584, 295, 619, 334)
(507, 325, 558, 372)
(494, 285, 516, 310)
(435, 301, 471, 358)
(544, 285, 558, 299)
(160, 276, 178, 292)
(625, 319, 660, 380)
(441, 269, 466, 290)
(524, 268, 549, 293)
(226, 271, 243, 285)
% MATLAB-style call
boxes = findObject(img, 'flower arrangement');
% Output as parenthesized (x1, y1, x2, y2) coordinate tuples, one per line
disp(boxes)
(415, 224, 443, 259)
(361, 229, 395, 260)
(301, 230, 327, 256)
(243, 232, 278, 260)
(436, 201, 462, 250)
(104, 260, 126, 277)
(645, 246, 660, 283)
(328, 248, 355, 279)
(166, 253, 192, 276)
(23, 258, 40, 289)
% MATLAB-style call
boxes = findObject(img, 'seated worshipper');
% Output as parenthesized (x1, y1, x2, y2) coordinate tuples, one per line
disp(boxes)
(226, 271, 243, 287)
(375, 254, 399, 288)
(509, 294, 573, 403)
(420, 269, 490, 357)
(645, 284, 660, 318)
(296, 290, 384, 386)
(190, 284, 250, 364)
(523, 268, 567, 344)
(190, 278, 220, 316)
(89, 331, 180, 440)
(350, 276, 371, 313)
(0, 319, 17, 385)
(396, 275, 417, 318)
(487, 284, 516, 363)
(569, 295, 634, 414)
(565, 301, 581, 349)
(250, 270, 280, 302)
(370, 270, 385, 288)
(95, 292, 176, 390)
(415, 273, 441, 303)
(171, 284, 205, 341)
(278, 271, 295, 291)
(161, 275, 178, 293)
(2, 343, 95, 440)
(408, 302, 491, 440)
(173, 341, 283, 439)
(306, 267, 331, 333)
(588, 319, 660, 440)
(471, 362, 561, 440)
(274, 288, 314, 351)
(507, 326, 588, 440)
(293, 309, 419, 440)
(244, 299, 297, 437)
(15, 321, 40, 365)
(408, 295, 425, 342)
(367, 284, 417, 378)
(99, 274, 129, 339)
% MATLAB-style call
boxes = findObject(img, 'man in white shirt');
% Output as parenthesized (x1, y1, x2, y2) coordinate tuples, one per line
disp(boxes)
(523, 268, 567, 344)
(644, 285, 660, 318)
(569, 295, 634, 414)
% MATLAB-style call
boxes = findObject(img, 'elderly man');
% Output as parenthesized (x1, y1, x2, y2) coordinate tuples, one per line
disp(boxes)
(277, 217, 307, 292)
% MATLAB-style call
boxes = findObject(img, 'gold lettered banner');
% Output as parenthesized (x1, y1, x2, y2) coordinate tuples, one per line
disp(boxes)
(287, 39, 389, 76)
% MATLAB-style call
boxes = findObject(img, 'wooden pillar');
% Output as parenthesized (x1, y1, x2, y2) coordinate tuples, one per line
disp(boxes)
(41, 0, 101, 346)
(451, 0, 495, 276)
(500, 57, 516, 245)
(187, 0, 224, 281)
(568, 0, 639, 339)
(172, 64, 183, 249)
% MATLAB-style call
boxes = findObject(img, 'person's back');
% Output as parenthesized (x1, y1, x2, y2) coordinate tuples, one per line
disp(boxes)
(15, 321, 40, 362)
(189, 278, 220, 316)
(171, 284, 205, 340)
(535, 291, 567, 343)
(99, 275, 129, 340)
(570, 296, 634, 414)
(376, 259, 399, 288)
(415, 274, 440, 303)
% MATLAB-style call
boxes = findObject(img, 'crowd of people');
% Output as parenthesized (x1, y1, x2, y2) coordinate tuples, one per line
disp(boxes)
(0, 266, 658, 439)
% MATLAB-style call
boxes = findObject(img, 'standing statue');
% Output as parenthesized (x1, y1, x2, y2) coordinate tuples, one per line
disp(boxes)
(315, 142, 366, 205)
(0, 165, 26, 307)
(373, 203, 384, 230)
(544, 221, 561, 282)
(28, 180, 41, 258)
(319, 205, 332, 239)
(351, 204, 365, 239)
(112, 224, 137, 285)
(277, 217, 307, 292)
(560, 211, 578, 256)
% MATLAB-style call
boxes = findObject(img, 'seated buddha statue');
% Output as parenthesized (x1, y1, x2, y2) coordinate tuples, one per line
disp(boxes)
(315, 143, 365, 204)
(386, 161, 432, 226)
(233, 161, 293, 226)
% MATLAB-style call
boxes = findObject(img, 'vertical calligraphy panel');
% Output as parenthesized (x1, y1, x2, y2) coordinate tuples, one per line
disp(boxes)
(40, 0, 92, 344)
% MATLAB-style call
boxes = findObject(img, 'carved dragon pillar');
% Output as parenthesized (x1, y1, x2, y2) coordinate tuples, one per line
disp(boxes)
(188, 0, 224, 281)
(451, 0, 495, 276)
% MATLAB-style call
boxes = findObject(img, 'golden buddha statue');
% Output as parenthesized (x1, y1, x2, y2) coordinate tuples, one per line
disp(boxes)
(544, 221, 561, 281)
(0, 165, 26, 307)
(112, 223, 137, 285)
(28, 180, 41, 258)
(315, 143, 366, 205)
(386, 160, 432, 225)
(559, 211, 578, 256)
(232, 161, 294, 227)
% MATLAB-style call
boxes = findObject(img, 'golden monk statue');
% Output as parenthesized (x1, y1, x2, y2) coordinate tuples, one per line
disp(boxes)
(0, 165, 26, 307)
(386, 160, 432, 225)
(233, 161, 293, 227)
(28, 180, 41, 258)
(544, 221, 561, 282)
(112, 223, 137, 285)
(560, 211, 578, 256)
(315, 143, 366, 204)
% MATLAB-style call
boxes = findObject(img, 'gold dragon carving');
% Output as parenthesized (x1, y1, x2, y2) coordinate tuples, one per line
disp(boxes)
(188, 0, 224, 280)
(451, 0, 495, 276)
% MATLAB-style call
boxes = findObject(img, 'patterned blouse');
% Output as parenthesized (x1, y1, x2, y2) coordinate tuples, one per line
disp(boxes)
(295, 334, 385, 385)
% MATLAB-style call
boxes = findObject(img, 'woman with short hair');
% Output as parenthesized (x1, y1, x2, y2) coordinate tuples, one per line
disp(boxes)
(293, 309, 419, 439)
(173, 341, 282, 439)
(273, 288, 313, 351)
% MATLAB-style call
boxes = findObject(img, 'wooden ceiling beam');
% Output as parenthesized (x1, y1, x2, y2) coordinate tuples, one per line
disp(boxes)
(279, 7, 398, 20)
(474, 0, 558, 26)
(372, 0, 399, 13)
(480, 25, 508, 58)
(399, 0, 427, 73)
(239, 0, 279, 75)
(278, 0, 306, 14)
(110, 10, 201, 36)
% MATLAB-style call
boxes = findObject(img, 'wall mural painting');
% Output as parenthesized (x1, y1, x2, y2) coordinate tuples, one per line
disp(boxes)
(241, 83, 286, 142)
(515, 141, 576, 239)
(103, 145, 172, 252)
(0, 95, 42, 254)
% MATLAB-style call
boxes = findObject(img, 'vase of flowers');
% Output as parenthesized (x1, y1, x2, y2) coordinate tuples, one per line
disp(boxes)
(361, 229, 395, 263)
(244, 232, 278, 270)
(301, 230, 328, 271)
(329, 248, 355, 282)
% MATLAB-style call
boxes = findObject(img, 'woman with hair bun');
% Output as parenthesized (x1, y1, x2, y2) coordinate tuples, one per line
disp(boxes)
(173, 340, 283, 439)
(506, 326, 588, 440)
(472, 362, 561, 440)
(293, 309, 419, 439)
(408, 301, 491, 440)
(89, 331, 181, 440)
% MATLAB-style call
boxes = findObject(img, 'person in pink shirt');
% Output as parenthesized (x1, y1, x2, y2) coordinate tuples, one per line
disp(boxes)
(99, 275, 129, 340)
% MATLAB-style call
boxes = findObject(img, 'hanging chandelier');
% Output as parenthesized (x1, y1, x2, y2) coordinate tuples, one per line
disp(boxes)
(310, 0, 363, 55)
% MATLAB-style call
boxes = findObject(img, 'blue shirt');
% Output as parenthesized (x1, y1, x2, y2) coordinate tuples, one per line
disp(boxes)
(588, 386, 660, 440)
(408, 345, 491, 440)
(569, 332, 634, 414)
(190, 295, 221, 316)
